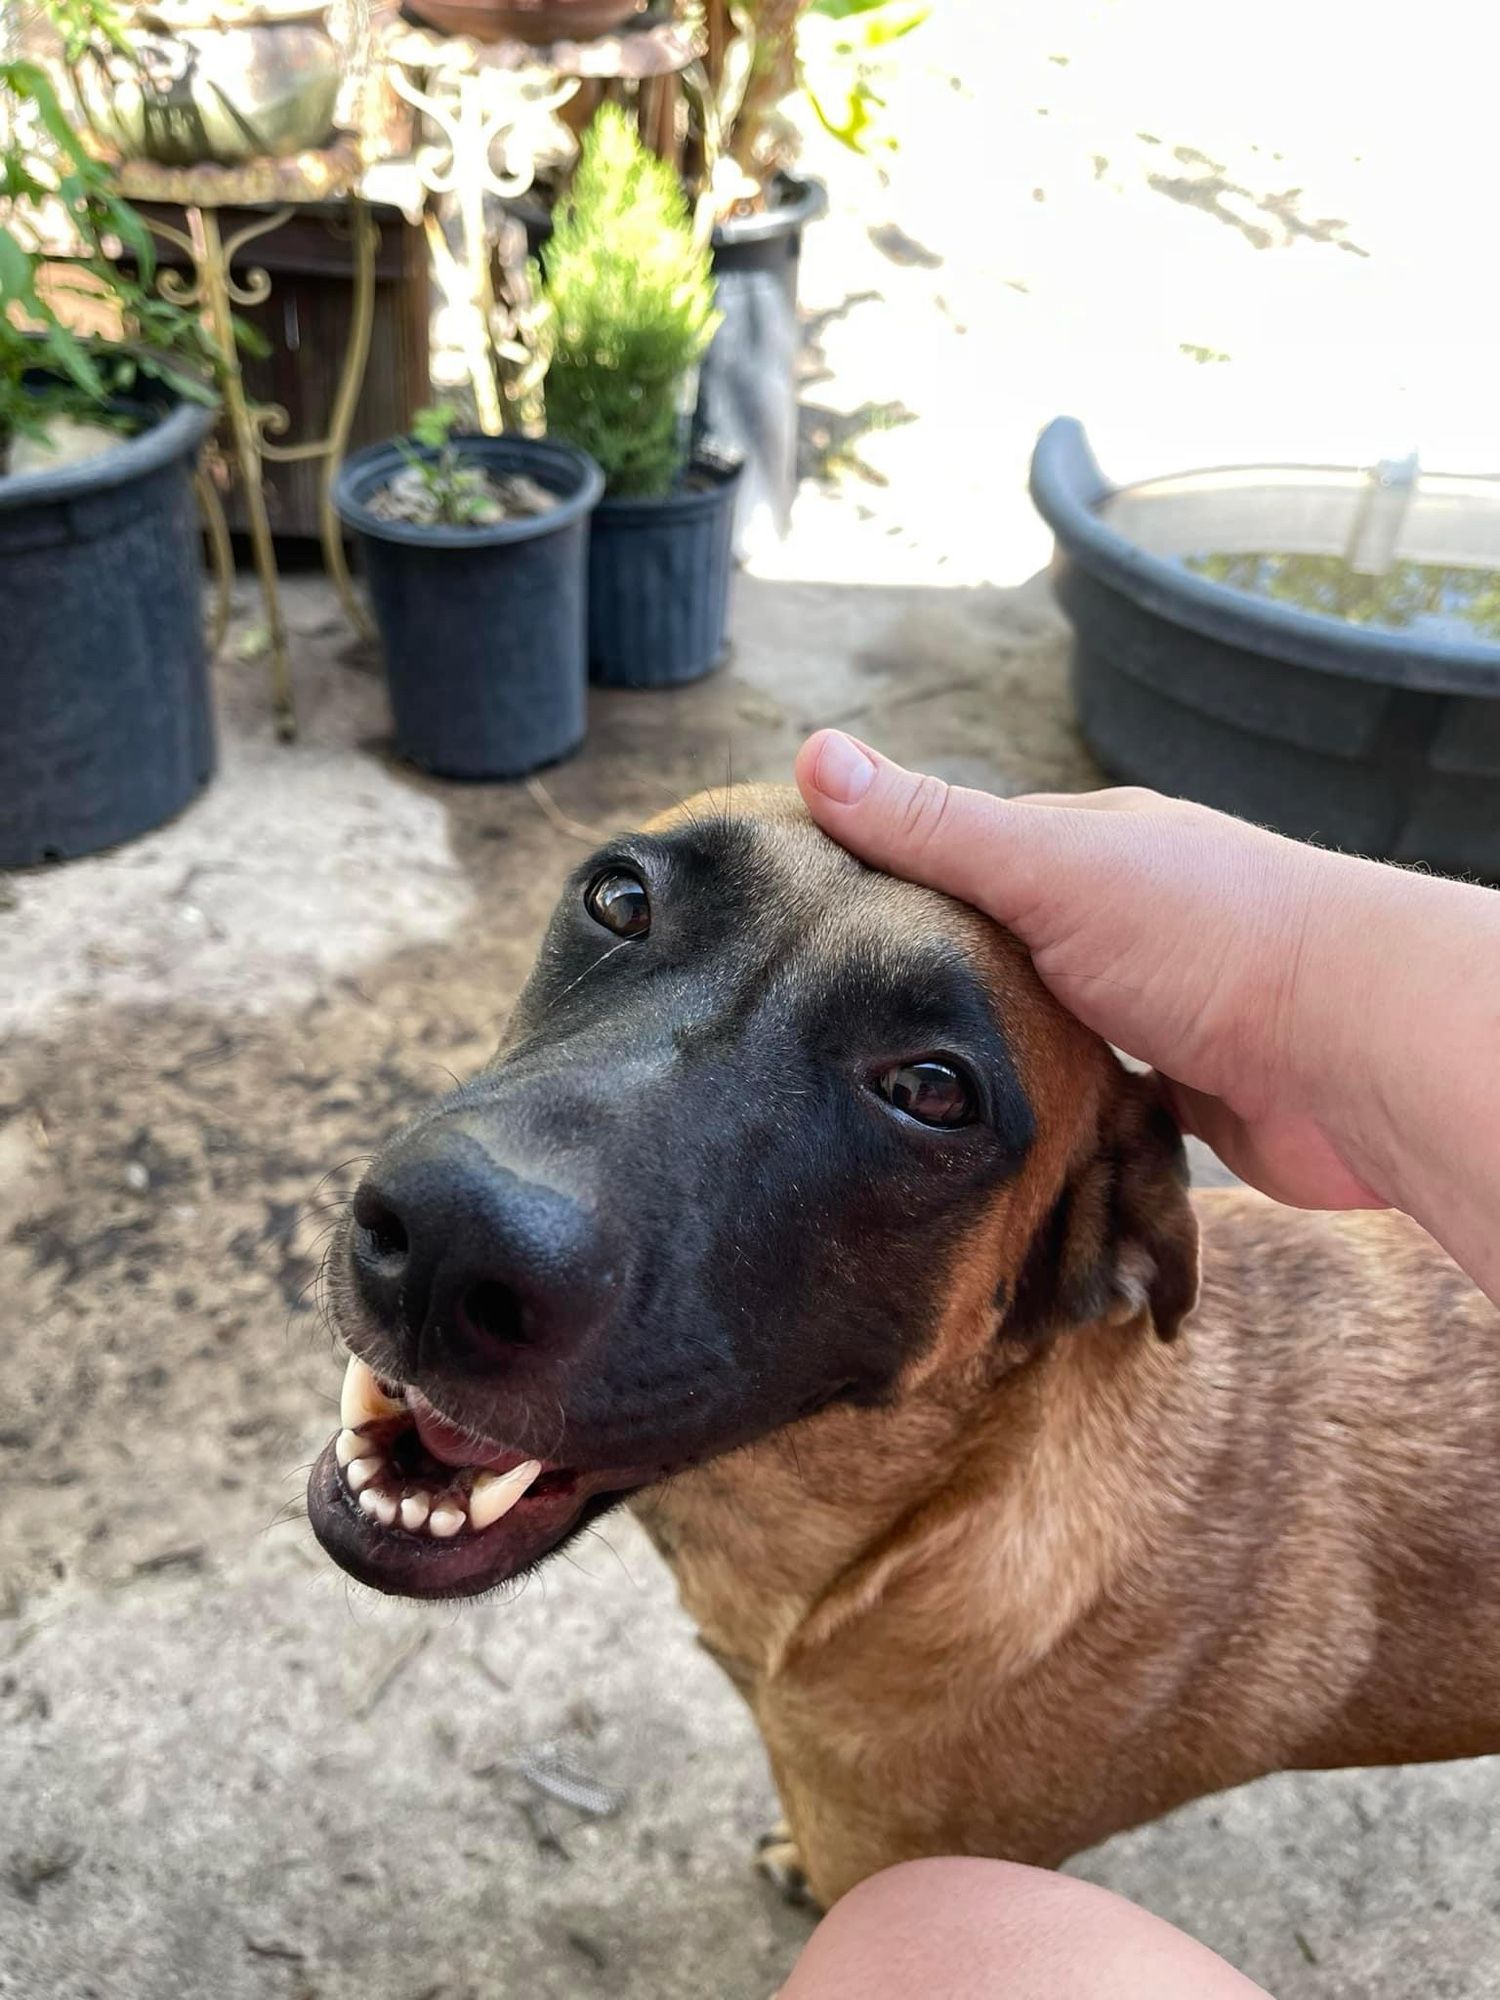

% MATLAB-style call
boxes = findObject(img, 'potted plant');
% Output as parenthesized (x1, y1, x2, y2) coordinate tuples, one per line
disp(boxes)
(333, 403, 603, 777)
(505, 1, 923, 546)
(537, 103, 736, 690)
(690, 0, 925, 544)
(0, 56, 221, 867)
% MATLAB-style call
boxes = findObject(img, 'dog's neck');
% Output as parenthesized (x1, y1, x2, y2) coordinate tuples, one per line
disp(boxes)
(633, 1311, 1192, 1693)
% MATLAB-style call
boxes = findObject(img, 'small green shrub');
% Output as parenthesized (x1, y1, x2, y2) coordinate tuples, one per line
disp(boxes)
(537, 105, 720, 500)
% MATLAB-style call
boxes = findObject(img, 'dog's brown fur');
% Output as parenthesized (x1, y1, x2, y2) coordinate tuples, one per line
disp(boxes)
(631, 791, 1500, 1907)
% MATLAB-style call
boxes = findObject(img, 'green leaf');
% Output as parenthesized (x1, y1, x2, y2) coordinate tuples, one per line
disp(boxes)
(0, 47, 255, 419)
(410, 402, 458, 450)
(875, 7, 928, 41)
(806, 0, 927, 40)
(43, 324, 108, 402)
(0, 59, 48, 97)
(854, 2, 929, 45)
(136, 355, 216, 405)
(0, 225, 38, 308)
(229, 313, 269, 360)
(102, 195, 156, 285)
(804, 75, 876, 149)
(1, 160, 51, 205)
(9, 63, 94, 171)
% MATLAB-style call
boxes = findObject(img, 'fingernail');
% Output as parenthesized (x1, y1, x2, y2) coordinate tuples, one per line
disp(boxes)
(813, 732, 876, 805)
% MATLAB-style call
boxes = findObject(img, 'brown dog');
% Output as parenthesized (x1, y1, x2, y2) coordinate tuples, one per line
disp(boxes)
(308, 786, 1500, 1910)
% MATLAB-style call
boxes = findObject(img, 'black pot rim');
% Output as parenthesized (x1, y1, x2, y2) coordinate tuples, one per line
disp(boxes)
(333, 432, 604, 549)
(711, 174, 827, 248)
(0, 391, 216, 515)
(1030, 416, 1500, 695)
(508, 172, 825, 248)
(592, 453, 744, 524)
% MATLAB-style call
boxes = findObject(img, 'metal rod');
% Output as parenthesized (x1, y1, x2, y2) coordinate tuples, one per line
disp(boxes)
(194, 461, 235, 657)
(319, 196, 379, 639)
(191, 204, 296, 740)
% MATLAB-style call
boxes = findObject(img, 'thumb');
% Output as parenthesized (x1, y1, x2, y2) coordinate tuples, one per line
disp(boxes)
(794, 731, 1072, 936)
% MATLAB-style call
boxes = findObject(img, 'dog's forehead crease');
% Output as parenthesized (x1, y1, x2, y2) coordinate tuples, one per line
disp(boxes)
(556, 811, 1028, 1149)
(635, 792, 982, 957)
(556, 803, 1015, 1090)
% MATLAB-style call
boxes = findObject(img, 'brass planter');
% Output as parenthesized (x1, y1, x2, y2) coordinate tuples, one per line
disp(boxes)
(81, 1, 343, 167)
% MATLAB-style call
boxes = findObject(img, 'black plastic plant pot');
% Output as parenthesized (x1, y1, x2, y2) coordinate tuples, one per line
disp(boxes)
(333, 434, 604, 780)
(0, 393, 218, 868)
(697, 176, 826, 550)
(1030, 416, 1500, 879)
(587, 456, 743, 689)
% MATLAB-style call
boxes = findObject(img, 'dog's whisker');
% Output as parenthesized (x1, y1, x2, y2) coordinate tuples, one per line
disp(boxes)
(508, 936, 635, 1044)
(305, 1156, 373, 1202)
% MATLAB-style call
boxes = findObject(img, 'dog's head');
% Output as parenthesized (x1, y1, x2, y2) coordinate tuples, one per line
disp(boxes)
(307, 787, 1198, 1598)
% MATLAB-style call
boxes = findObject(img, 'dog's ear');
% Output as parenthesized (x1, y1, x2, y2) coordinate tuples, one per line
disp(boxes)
(1004, 1070, 1200, 1342)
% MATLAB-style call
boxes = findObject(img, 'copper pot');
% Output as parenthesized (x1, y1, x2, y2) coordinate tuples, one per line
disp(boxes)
(404, 0, 642, 46)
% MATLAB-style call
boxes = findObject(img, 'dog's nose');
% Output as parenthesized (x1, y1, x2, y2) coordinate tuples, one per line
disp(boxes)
(348, 1125, 602, 1374)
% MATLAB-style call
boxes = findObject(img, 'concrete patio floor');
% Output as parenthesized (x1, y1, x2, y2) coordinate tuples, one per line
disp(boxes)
(5, 6, 1500, 1995)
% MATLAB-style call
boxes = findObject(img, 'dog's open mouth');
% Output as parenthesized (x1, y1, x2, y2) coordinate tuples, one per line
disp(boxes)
(305, 1357, 649, 1599)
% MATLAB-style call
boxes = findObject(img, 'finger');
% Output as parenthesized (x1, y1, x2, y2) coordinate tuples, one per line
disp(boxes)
(796, 731, 1032, 925)
(794, 732, 1133, 936)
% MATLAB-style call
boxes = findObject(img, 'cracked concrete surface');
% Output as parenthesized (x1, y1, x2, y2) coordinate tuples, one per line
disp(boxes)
(5, 5, 1500, 1995)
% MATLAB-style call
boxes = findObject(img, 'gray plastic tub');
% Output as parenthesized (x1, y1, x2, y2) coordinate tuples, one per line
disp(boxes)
(1030, 416, 1500, 877)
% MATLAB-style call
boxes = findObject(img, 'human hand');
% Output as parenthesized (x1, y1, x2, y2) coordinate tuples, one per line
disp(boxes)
(794, 731, 1483, 1217)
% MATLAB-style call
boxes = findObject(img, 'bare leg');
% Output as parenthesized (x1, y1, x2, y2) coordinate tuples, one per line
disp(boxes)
(781, 1859, 1269, 2000)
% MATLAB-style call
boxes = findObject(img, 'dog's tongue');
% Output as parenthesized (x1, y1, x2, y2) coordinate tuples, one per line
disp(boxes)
(408, 1391, 538, 1476)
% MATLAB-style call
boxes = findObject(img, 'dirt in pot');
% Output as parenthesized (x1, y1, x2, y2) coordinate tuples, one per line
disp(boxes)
(7, 415, 127, 479)
(368, 461, 559, 530)
(368, 405, 562, 530)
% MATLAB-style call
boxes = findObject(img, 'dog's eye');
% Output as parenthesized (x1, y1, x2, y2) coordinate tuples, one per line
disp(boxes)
(585, 869, 650, 939)
(875, 1059, 978, 1129)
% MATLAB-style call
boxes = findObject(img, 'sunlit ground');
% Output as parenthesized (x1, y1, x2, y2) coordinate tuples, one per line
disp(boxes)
(777, 0, 1500, 588)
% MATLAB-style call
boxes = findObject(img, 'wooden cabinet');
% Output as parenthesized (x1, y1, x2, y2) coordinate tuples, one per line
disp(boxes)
(140, 199, 429, 541)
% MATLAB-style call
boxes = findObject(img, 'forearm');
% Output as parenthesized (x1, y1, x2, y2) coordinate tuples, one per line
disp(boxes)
(1298, 863, 1500, 1305)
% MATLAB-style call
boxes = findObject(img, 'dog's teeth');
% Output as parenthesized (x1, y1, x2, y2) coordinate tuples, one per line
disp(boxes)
(469, 1461, 542, 1530)
(340, 1355, 405, 1431)
(428, 1502, 466, 1538)
(359, 1487, 397, 1527)
(400, 1490, 431, 1533)
(345, 1456, 383, 1494)
(335, 1429, 366, 1468)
